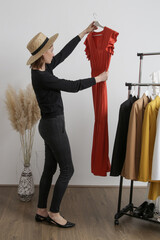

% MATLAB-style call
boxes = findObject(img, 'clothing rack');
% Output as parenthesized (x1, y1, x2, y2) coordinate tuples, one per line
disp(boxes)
(114, 52, 160, 225)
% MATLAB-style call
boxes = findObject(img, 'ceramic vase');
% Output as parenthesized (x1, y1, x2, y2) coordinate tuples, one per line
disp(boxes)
(18, 166, 34, 202)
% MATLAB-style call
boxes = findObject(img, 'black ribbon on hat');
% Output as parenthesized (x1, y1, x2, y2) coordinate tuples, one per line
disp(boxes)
(31, 37, 49, 56)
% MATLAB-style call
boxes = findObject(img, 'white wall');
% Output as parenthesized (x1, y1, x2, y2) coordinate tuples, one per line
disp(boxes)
(1, 0, 160, 186)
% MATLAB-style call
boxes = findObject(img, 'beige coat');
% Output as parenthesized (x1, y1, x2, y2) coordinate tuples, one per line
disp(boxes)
(121, 94, 151, 180)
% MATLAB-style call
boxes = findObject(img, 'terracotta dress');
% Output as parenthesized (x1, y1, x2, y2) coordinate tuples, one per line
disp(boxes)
(84, 26, 119, 176)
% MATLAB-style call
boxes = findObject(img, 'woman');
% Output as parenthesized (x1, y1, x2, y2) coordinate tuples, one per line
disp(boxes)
(26, 22, 108, 228)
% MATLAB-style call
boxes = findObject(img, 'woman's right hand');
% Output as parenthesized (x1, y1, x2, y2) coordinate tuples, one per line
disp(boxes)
(95, 71, 109, 83)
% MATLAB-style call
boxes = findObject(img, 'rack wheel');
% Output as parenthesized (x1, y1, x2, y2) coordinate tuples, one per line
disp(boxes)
(114, 219, 119, 225)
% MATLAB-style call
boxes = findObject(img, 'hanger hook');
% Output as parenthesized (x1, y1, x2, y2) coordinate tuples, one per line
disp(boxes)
(93, 12, 97, 20)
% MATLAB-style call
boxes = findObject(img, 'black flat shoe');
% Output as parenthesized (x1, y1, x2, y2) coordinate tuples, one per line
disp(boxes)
(143, 203, 155, 219)
(35, 213, 48, 222)
(46, 216, 75, 228)
(133, 201, 148, 217)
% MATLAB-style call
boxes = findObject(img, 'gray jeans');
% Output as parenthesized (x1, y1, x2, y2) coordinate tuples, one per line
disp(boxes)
(37, 115, 74, 213)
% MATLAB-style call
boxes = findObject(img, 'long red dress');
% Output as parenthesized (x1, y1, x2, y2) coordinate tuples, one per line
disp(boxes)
(84, 26, 119, 176)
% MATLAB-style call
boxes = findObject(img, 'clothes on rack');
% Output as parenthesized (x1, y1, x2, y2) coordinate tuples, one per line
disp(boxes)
(148, 183, 160, 200)
(150, 70, 160, 97)
(121, 94, 151, 180)
(147, 78, 160, 201)
(111, 92, 160, 200)
(84, 26, 119, 176)
(148, 107, 160, 200)
(110, 95, 138, 176)
(151, 108, 160, 181)
(114, 53, 160, 224)
(138, 94, 160, 201)
(138, 96, 160, 183)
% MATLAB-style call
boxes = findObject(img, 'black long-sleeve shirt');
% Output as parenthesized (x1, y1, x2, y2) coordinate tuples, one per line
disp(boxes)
(31, 35, 96, 119)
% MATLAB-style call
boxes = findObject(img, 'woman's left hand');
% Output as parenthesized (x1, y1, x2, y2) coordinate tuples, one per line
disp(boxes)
(79, 22, 98, 39)
(84, 21, 98, 34)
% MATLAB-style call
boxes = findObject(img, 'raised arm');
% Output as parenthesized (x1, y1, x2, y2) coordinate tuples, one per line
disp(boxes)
(49, 22, 97, 70)
(49, 35, 81, 70)
(78, 21, 98, 39)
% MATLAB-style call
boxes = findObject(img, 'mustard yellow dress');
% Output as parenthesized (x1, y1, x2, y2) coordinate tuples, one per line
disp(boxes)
(138, 96, 160, 200)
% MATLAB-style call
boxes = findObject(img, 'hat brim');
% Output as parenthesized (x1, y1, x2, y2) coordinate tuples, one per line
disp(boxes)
(26, 33, 59, 65)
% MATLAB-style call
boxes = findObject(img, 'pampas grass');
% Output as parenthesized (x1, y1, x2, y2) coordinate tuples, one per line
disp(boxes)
(5, 84, 40, 167)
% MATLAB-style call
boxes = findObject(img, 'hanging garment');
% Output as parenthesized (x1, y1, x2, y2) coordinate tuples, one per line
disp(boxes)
(110, 95, 138, 176)
(148, 183, 160, 200)
(121, 94, 151, 180)
(151, 108, 160, 181)
(84, 26, 119, 176)
(150, 71, 160, 97)
(138, 96, 160, 182)
(148, 108, 160, 200)
(138, 96, 160, 200)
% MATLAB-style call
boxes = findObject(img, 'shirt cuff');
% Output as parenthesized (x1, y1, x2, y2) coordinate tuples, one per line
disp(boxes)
(77, 35, 81, 41)
(92, 77, 96, 85)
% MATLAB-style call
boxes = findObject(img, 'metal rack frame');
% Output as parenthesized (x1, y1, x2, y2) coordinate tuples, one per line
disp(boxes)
(114, 52, 160, 225)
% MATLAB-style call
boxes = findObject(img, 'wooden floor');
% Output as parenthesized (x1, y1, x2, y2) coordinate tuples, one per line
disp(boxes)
(0, 186, 160, 240)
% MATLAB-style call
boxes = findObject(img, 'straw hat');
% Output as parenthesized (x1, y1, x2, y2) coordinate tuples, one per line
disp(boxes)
(26, 32, 59, 65)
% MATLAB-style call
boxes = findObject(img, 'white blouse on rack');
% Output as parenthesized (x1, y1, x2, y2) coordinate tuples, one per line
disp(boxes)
(151, 108, 160, 181)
